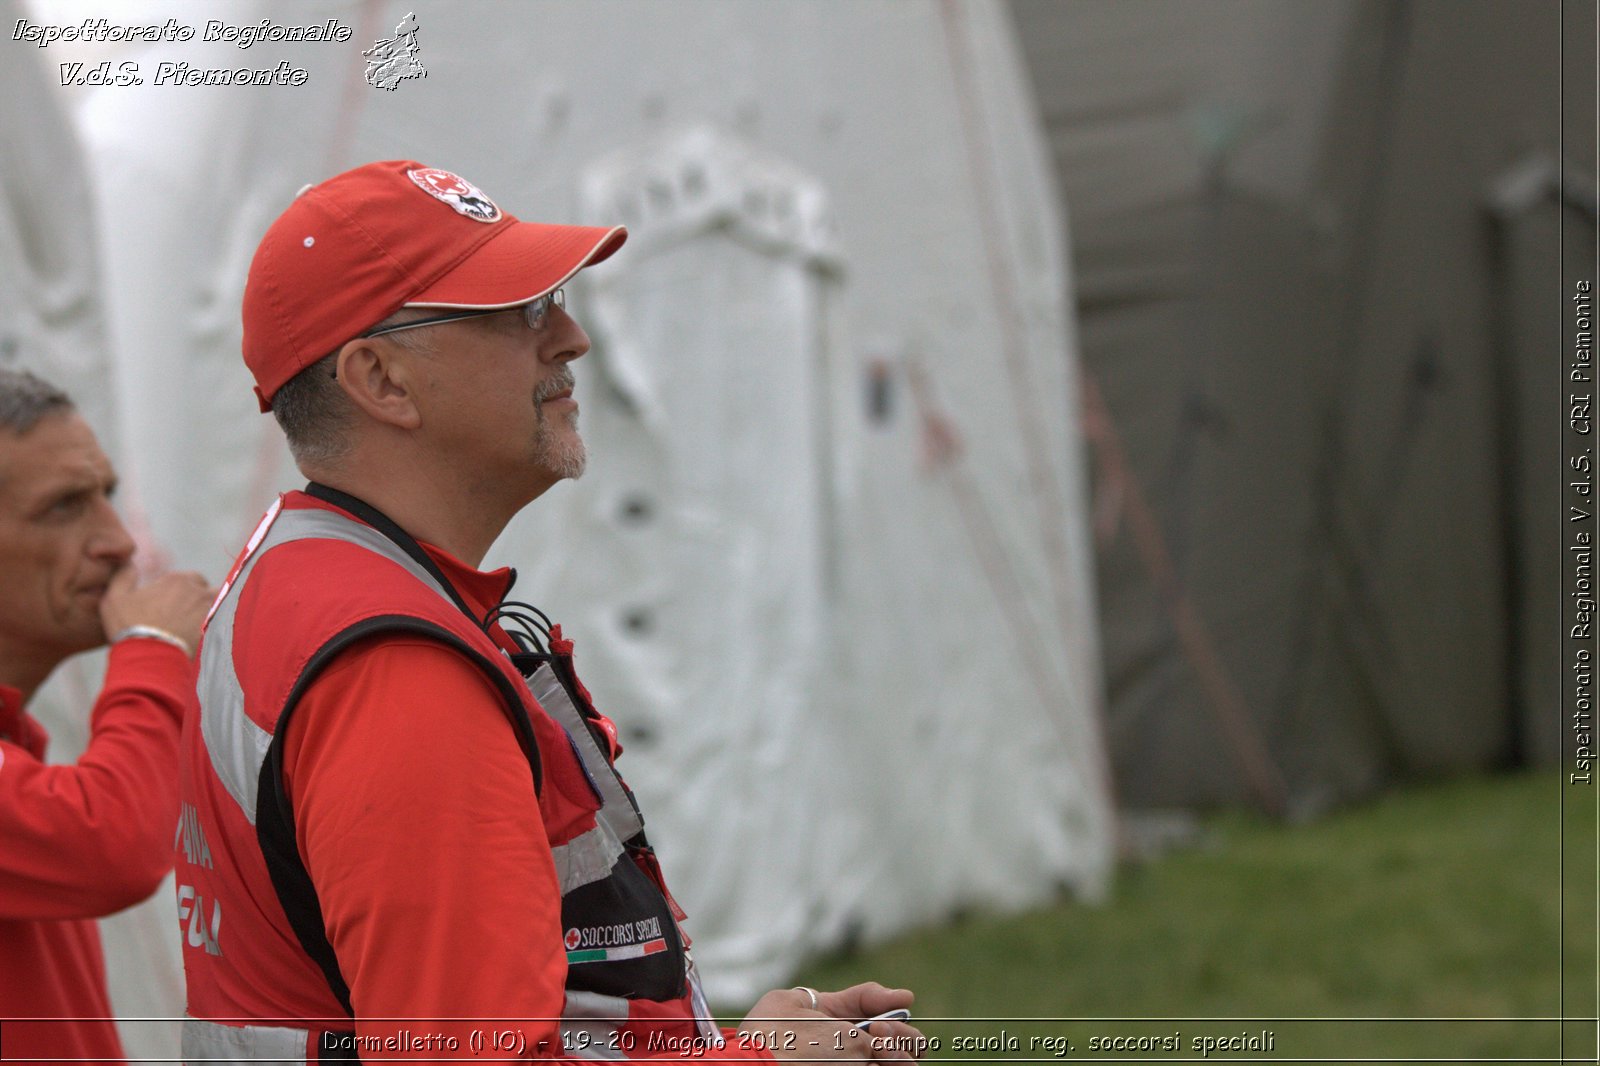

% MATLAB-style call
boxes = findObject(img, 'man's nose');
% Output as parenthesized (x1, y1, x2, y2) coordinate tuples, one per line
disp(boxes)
(543, 304, 591, 364)
(89, 499, 136, 565)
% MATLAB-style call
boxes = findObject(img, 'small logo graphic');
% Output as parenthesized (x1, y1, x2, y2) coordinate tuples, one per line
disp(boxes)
(564, 928, 583, 951)
(407, 167, 501, 222)
(364, 12, 426, 92)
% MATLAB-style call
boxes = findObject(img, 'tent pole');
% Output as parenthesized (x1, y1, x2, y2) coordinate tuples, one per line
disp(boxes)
(1082, 374, 1290, 817)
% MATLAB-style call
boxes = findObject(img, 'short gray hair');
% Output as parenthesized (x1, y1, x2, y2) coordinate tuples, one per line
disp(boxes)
(269, 309, 437, 467)
(270, 352, 351, 466)
(0, 368, 73, 434)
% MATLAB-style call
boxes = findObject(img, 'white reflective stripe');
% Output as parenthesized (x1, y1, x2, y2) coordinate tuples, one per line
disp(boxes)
(550, 823, 625, 892)
(525, 664, 644, 841)
(684, 955, 723, 1044)
(561, 992, 630, 1061)
(270, 508, 454, 604)
(197, 519, 278, 825)
(198, 505, 460, 824)
(183, 1017, 309, 1064)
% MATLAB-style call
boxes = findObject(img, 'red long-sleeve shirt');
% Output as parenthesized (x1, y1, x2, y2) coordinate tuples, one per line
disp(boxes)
(278, 547, 766, 1062)
(0, 638, 196, 1065)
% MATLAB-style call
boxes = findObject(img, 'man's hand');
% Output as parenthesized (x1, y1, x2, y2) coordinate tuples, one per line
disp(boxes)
(100, 566, 215, 653)
(739, 983, 925, 1062)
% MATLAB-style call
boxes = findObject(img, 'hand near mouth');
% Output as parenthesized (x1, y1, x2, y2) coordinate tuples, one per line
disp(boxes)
(100, 566, 217, 655)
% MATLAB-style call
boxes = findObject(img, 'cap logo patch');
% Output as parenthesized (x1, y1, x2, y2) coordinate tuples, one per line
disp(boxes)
(407, 167, 501, 223)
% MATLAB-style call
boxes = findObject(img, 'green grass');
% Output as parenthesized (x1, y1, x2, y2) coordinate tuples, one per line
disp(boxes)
(791, 770, 1596, 1062)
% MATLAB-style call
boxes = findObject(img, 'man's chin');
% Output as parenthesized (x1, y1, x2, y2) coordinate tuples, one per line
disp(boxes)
(554, 452, 587, 482)
(535, 430, 586, 482)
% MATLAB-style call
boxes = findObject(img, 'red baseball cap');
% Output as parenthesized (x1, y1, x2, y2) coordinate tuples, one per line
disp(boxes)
(242, 160, 626, 410)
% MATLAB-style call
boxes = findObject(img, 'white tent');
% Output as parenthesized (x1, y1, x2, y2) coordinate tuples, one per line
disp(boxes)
(8, 0, 1111, 1054)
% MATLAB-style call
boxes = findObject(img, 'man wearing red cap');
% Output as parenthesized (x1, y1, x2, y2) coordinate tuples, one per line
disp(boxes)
(176, 161, 922, 1063)
(0, 368, 213, 1065)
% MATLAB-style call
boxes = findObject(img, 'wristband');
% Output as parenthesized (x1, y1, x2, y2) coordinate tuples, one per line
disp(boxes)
(112, 624, 192, 658)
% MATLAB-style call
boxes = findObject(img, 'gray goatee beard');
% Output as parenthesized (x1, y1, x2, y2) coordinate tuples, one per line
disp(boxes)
(533, 369, 586, 480)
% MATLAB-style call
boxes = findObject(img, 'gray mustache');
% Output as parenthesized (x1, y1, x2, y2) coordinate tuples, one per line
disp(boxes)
(534, 370, 575, 405)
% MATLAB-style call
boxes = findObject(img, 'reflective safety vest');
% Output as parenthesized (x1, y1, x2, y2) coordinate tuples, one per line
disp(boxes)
(177, 489, 718, 1063)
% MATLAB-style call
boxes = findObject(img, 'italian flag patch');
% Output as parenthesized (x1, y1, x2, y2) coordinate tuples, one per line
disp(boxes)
(566, 938, 668, 965)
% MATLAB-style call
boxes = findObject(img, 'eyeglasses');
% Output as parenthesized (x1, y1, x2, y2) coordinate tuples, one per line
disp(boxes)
(361, 288, 566, 339)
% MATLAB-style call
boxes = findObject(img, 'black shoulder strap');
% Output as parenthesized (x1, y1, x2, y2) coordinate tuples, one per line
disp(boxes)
(257, 615, 547, 1020)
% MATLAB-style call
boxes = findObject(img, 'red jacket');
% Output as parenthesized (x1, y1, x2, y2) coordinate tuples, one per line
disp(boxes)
(0, 638, 196, 1065)
(179, 491, 766, 1063)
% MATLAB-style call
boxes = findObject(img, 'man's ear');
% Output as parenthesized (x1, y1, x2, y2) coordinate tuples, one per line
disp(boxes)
(334, 337, 424, 430)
